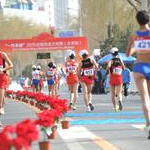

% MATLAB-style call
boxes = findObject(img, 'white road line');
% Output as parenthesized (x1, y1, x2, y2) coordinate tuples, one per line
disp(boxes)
(58, 126, 96, 139)
(132, 124, 145, 131)
(58, 126, 120, 150)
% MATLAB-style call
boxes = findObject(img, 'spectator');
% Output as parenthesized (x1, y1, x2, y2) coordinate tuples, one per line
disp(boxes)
(100, 66, 107, 93)
(122, 67, 131, 97)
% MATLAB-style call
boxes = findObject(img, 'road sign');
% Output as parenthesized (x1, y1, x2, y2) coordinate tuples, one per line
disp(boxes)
(59, 31, 74, 37)
(37, 53, 51, 59)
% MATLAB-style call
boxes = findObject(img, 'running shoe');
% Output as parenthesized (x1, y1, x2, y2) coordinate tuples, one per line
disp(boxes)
(72, 105, 76, 110)
(114, 105, 119, 112)
(86, 106, 91, 112)
(69, 103, 73, 108)
(89, 103, 94, 111)
(0, 108, 4, 115)
(118, 100, 123, 111)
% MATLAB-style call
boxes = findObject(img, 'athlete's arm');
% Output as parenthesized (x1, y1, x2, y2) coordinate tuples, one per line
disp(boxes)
(91, 59, 99, 70)
(126, 34, 136, 56)
(120, 60, 125, 70)
(2, 52, 13, 72)
(106, 60, 111, 71)
(78, 62, 82, 79)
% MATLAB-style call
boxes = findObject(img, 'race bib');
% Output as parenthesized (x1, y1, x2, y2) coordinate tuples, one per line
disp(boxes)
(113, 67, 122, 75)
(84, 68, 94, 76)
(47, 70, 54, 76)
(134, 39, 150, 50)
(67, 66, 76, 72)
(33, 74, 40, 79)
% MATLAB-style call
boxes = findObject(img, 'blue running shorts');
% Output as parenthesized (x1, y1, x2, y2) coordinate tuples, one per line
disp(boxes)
(47, 78, 55, 85)
(32, 79, 40, 86)
(133, 62, 150, 80)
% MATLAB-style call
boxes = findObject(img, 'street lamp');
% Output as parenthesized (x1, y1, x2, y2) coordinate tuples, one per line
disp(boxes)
(67, 0, 82, 36)
(78, 0, 82, 36)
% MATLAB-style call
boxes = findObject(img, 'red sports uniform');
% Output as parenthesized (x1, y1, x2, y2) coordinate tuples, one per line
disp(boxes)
(0, 52, 7, 89)
(66, 60, 78, 85)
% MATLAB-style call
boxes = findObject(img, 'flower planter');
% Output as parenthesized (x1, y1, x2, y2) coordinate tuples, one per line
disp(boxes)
(47, 130, 57, 139)
(61, 120, 69, 129)
(39, 141, 50, 150)
(47, 126, 57, 139)
(30, 101, 35, 106)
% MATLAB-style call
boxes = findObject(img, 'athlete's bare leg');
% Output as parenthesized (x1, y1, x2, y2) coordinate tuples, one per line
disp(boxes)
(80, 82, 89, 106)
(134, 73, 150, 126)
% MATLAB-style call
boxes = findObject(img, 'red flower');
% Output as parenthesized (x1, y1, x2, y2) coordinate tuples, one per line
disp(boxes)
(0, 130, 12, 150)
(36, 110, 55, 128)
(15, 119, 39, 144)
(0, 120, 39, 150)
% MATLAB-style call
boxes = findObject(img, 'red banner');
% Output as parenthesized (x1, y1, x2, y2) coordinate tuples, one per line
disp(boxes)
(0, 32, 88, 52)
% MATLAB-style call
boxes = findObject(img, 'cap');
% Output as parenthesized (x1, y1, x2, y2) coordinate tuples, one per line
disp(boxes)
(79, 49, 89, 57)
(68, 50, 75, 57)
(32, 65, 36, 69)
(110, 47, 118, 54)
(37, 65, 41, 70)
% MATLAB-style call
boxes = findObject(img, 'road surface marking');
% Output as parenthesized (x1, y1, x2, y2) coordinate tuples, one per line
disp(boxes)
(94, 136, 120, 150)
(132, 124, 146, 131)
(69, 118, 145, 125)
(58, 126, 120, 150)
(65, 111, 143, 117)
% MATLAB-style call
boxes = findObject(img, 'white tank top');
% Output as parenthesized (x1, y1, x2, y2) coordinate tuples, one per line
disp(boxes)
(32, 70, 40, 80)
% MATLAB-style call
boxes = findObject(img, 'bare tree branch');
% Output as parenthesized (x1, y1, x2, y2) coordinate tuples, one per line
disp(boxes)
(134, 0, 141, 4)
(126, 0, 139, 11)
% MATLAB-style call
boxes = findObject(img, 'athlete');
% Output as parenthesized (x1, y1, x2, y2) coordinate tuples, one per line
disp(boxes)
(78, 49, 98, 112)
(106, 47, 125, 112)
(0, 51, 13, 126)
(37, 65, 45, 92)
(31, 65, 40, 93)
(53, 64, 61, 97)
(126, 10, 150, 139)
(46, 62, 55, 96)
(65, 51, 79, 110)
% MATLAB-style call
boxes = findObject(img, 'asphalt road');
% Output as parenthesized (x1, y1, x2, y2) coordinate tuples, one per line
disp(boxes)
(1, 84, 150, 150)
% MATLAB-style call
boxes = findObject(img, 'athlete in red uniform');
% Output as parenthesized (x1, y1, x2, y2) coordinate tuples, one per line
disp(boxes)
(78, 50, 98, 112)
(65, 51, 79, 110)
(37, 65, 45, 92)
(107, 47, 125, 112)
(0, 51, 13, 125)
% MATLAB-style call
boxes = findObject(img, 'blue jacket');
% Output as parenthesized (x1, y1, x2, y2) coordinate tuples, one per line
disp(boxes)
(122, 68, 131, 84)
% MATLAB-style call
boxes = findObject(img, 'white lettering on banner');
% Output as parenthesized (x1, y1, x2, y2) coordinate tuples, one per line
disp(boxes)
(134, 39, 150, 50)
(113, 67, 122, 75)
(84, 69, 94, 76)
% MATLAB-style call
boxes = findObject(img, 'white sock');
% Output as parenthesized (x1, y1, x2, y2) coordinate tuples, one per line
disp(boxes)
(88, 93, 92, 104)
(70, 93, 74, 103)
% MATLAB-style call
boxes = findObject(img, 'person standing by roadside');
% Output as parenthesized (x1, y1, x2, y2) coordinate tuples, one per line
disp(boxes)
(126, 10, 150, 139)
(65, 51, 79, 110)
(0, 51, 13, 125)
(122, 67, 131, 97)
(106, 47, 125, 112)
(78, 50, 98, 112)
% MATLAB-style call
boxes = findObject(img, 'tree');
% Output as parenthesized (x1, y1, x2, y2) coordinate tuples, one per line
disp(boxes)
(126, 0, 150, 12)
(81, 0, 137, 53)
